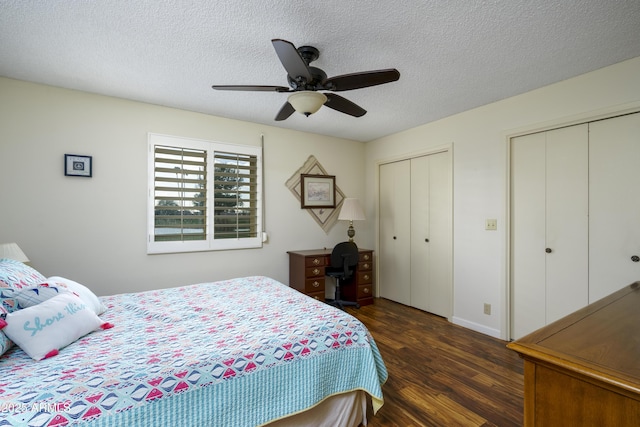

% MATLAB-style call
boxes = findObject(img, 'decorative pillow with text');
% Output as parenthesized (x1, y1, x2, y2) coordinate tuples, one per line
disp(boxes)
(0, 293, 113, 361)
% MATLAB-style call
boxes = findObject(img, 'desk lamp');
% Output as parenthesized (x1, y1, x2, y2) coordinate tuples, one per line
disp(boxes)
(338, 198, 366, 242)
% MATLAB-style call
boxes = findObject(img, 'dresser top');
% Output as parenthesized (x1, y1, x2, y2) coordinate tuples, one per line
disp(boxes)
(508, 281, 640, 391)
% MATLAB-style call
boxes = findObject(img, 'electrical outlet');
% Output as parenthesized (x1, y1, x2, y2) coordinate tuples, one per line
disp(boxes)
(484, 303, 491, 315)
(485, 219, 497, 231)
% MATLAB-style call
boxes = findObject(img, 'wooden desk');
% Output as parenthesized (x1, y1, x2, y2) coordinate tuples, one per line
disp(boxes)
(507, 281, 640, 426)
(287, 248, 374, 306)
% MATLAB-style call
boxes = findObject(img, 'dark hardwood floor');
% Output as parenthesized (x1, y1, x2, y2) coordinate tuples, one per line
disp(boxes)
(345, 298, 524, 427)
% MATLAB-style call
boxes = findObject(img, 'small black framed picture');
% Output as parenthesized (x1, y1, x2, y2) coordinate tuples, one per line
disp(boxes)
(64, 154, 92, 177)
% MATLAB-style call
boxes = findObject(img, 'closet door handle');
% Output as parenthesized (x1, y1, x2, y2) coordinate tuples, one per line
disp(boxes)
(425, 238, 429, 242)
(393, 236, 397, 240)
(545, 248, 552, 253)
(632, 255, 640, 262)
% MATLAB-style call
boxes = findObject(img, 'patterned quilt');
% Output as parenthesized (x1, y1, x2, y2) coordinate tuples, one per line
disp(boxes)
(0, 276, 387, 427)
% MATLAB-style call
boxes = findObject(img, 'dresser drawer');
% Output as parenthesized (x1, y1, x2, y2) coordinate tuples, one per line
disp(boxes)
(305, 278, 325, 293)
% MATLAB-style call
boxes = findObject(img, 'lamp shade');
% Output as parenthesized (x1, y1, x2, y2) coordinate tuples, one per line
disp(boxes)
(288, 91, 327, 116)
(338, 198, 366, 221)
(0, 242, 29, 262)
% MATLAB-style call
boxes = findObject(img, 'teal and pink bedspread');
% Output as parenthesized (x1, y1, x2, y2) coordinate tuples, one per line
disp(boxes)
(0, 276, 387, 426)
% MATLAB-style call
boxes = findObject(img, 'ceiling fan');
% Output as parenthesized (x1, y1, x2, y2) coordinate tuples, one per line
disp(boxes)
(212, 39, 400, 121)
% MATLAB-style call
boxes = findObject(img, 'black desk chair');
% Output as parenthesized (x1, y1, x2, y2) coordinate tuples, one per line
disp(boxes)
(325, 241, 360, 310)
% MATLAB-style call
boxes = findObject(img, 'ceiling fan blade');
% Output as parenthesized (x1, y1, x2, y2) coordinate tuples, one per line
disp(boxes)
(275, 102, 295, 121)
(324, 69, 400, 92)
(211, 85, 291, 92)
(272, 39, 312, 83)
(324, 93, 366, 117)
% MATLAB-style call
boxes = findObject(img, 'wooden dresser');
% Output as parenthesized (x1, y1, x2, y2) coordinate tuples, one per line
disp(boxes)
(287, 248, 374, 306)
(507, 281, 640, 426)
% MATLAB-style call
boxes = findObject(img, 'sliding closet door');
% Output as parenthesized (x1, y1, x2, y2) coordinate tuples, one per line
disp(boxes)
(589, 112, 640, 301)
(379, 160, 411, 305)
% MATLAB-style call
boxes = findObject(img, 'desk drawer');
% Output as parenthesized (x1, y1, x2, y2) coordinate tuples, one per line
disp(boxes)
(305, 278, 325, 293)
(305, 266, 325, 277)
(359, 260, 372, 271)
(307, 291, 325, 302)
(359, 252, 372, 263)
(358, 283, 373, 299)
(305, 256, 327, 267)
(357, 270, 373, 284)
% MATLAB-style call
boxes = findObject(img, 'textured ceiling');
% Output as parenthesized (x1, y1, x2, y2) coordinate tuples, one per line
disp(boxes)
(1, 1, 639, 142)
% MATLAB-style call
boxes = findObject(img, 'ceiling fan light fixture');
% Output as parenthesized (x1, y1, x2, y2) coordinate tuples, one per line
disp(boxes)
(288, 91, 327, 116)
(212, 39, 399, 121)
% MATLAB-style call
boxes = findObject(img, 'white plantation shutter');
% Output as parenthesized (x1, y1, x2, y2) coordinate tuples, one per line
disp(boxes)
(148, 134, 262, 254)
(213, 151, 259, 239)
(153, 145, 207, 242)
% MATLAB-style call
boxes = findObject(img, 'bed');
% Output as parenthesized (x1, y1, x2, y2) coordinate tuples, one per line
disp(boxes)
(0, 259, 387, 427)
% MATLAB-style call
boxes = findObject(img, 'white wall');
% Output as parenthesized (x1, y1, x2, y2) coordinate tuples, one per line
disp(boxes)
(3, 56, 639, 340)
(0, 77, 369, 296)
(365, 56, 640, 339)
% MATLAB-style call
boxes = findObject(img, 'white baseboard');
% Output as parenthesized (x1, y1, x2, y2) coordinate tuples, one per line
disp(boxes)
(452, 316, 502, 339)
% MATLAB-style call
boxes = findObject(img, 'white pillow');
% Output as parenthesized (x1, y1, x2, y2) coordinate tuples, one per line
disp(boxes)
(47, 276, 107, 315)
(0, 293, 110, 361)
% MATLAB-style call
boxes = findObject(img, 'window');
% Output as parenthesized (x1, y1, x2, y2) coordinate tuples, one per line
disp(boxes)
(148, 134, 262, 254)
